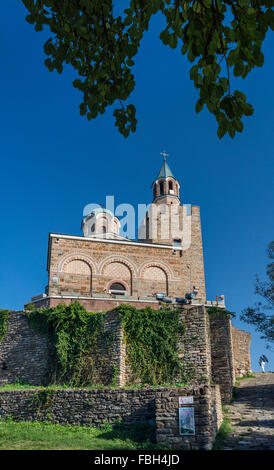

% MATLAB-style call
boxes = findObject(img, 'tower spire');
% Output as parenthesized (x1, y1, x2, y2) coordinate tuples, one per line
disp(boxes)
(152, 151, 180, 203)
(160, 150, 169, 162)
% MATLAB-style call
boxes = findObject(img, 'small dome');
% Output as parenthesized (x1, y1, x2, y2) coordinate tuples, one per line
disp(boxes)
(82, 207, 120, 238)
(85, 207, 114, 218)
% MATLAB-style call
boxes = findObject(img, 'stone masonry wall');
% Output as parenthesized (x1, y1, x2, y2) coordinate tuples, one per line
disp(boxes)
(179, 306, 212, 383)
(0, 388, 156, 428)
(117, 305, 212, 387)
(88, 310, 123, 386)
(0, 311, 48, 386)
(209, 311, 235, 402)
(231, 325, 251, 377)
(0, 311, 123, 388)
(0, 384, 222, 449)
(0, 308, 244, 406)
(155, 384, 223, 450)
(0, 307, 215, 389)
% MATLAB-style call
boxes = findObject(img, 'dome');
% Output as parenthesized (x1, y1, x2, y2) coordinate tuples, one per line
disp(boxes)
(81, 207, 120, 238)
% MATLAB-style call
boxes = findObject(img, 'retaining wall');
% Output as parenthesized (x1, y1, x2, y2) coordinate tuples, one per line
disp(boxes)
(0, 384, 222, 450)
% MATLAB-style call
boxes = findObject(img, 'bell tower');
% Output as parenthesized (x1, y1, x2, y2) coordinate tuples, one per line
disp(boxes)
(138, 152, 183, 245)
(138, 151, 206, 302)
(152, 151, 180, 206)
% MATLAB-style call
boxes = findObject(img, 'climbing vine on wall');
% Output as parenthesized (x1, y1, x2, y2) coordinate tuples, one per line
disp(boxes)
(0, 310, 10, 345)
(206, 306, 236, 318)
(25, 302, 191, 387)
(25, 302, 111, 387)
(116, 305, 188, 385)
(28, 389, 57, 414)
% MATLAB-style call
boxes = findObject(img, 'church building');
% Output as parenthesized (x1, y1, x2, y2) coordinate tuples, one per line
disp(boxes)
(27, 156, 224, 311)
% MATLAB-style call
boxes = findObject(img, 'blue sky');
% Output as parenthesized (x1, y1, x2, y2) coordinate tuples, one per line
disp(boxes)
(0, 1, 273, 372)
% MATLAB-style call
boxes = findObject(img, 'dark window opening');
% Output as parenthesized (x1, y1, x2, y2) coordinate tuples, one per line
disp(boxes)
(109, 283, 126, 295)
(160, 181, 164, 195)
(169, 181, 173, 190)
(146, 217, 150, 239)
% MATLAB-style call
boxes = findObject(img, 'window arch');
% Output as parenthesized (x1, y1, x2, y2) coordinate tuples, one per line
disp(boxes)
(61, 258, 92, 295)
(143, 265, 168, 295)
(109, 282, 126, 295)
(159, 181, 164, 195)
(63, 259, 91, 275)
(169, 180, 173, 191)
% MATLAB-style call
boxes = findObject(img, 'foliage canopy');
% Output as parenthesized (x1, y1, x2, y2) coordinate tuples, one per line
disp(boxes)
(241, 241, 274, 348)
(22, 0, 273, 138)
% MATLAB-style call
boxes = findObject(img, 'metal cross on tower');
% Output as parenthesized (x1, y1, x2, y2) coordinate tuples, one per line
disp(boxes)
(160, 150, 169, 161)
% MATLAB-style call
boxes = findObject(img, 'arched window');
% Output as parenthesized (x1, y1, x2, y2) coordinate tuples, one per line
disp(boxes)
(109, 282, 126, 295)
(169, 180, 173, 191)
(159, 181, 164, 195)
(146, 217, 150, 239)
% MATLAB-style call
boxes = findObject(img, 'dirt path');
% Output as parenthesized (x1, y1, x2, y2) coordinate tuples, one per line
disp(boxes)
(220, 372, 274, 450)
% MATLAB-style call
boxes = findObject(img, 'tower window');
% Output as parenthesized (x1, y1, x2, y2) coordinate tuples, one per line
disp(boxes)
(159, 181, 164, 195)
(169, 181, 173, 190)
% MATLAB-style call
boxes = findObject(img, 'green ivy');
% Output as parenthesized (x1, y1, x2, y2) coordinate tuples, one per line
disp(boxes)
(28, 389, 56, 413)
(25, 302, 192, 387)
(206, 306, 236, 318)
(0, 310, 10, 345)
(115, 305, 188, 385)
(25, 302, 110, 387)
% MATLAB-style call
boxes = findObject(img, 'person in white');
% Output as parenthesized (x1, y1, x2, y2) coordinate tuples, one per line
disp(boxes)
(261, 360, 265, 372)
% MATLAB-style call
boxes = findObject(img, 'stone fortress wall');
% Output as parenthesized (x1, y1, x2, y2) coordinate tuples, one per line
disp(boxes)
(0, 384, 222, 450)
(0, 306, 251, 449)
(0, 308, 251, 397)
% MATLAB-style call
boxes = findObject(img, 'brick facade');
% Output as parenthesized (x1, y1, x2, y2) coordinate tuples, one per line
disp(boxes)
(27, 161, 206, 310)
(30, 202, 206, 311)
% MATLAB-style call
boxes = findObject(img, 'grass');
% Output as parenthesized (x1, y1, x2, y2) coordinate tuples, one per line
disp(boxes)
(0, 380, 190, 392)
(234, 373, 256, 388)
(0, 418, 164, 450)
(230, 373, 256, 403)
(212, 416, 234, 450)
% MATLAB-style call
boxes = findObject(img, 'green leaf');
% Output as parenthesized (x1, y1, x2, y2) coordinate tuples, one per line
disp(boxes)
(238, 0, 250, 7)
(217, 125, 226, 139)
(195, 99, 203, 113)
